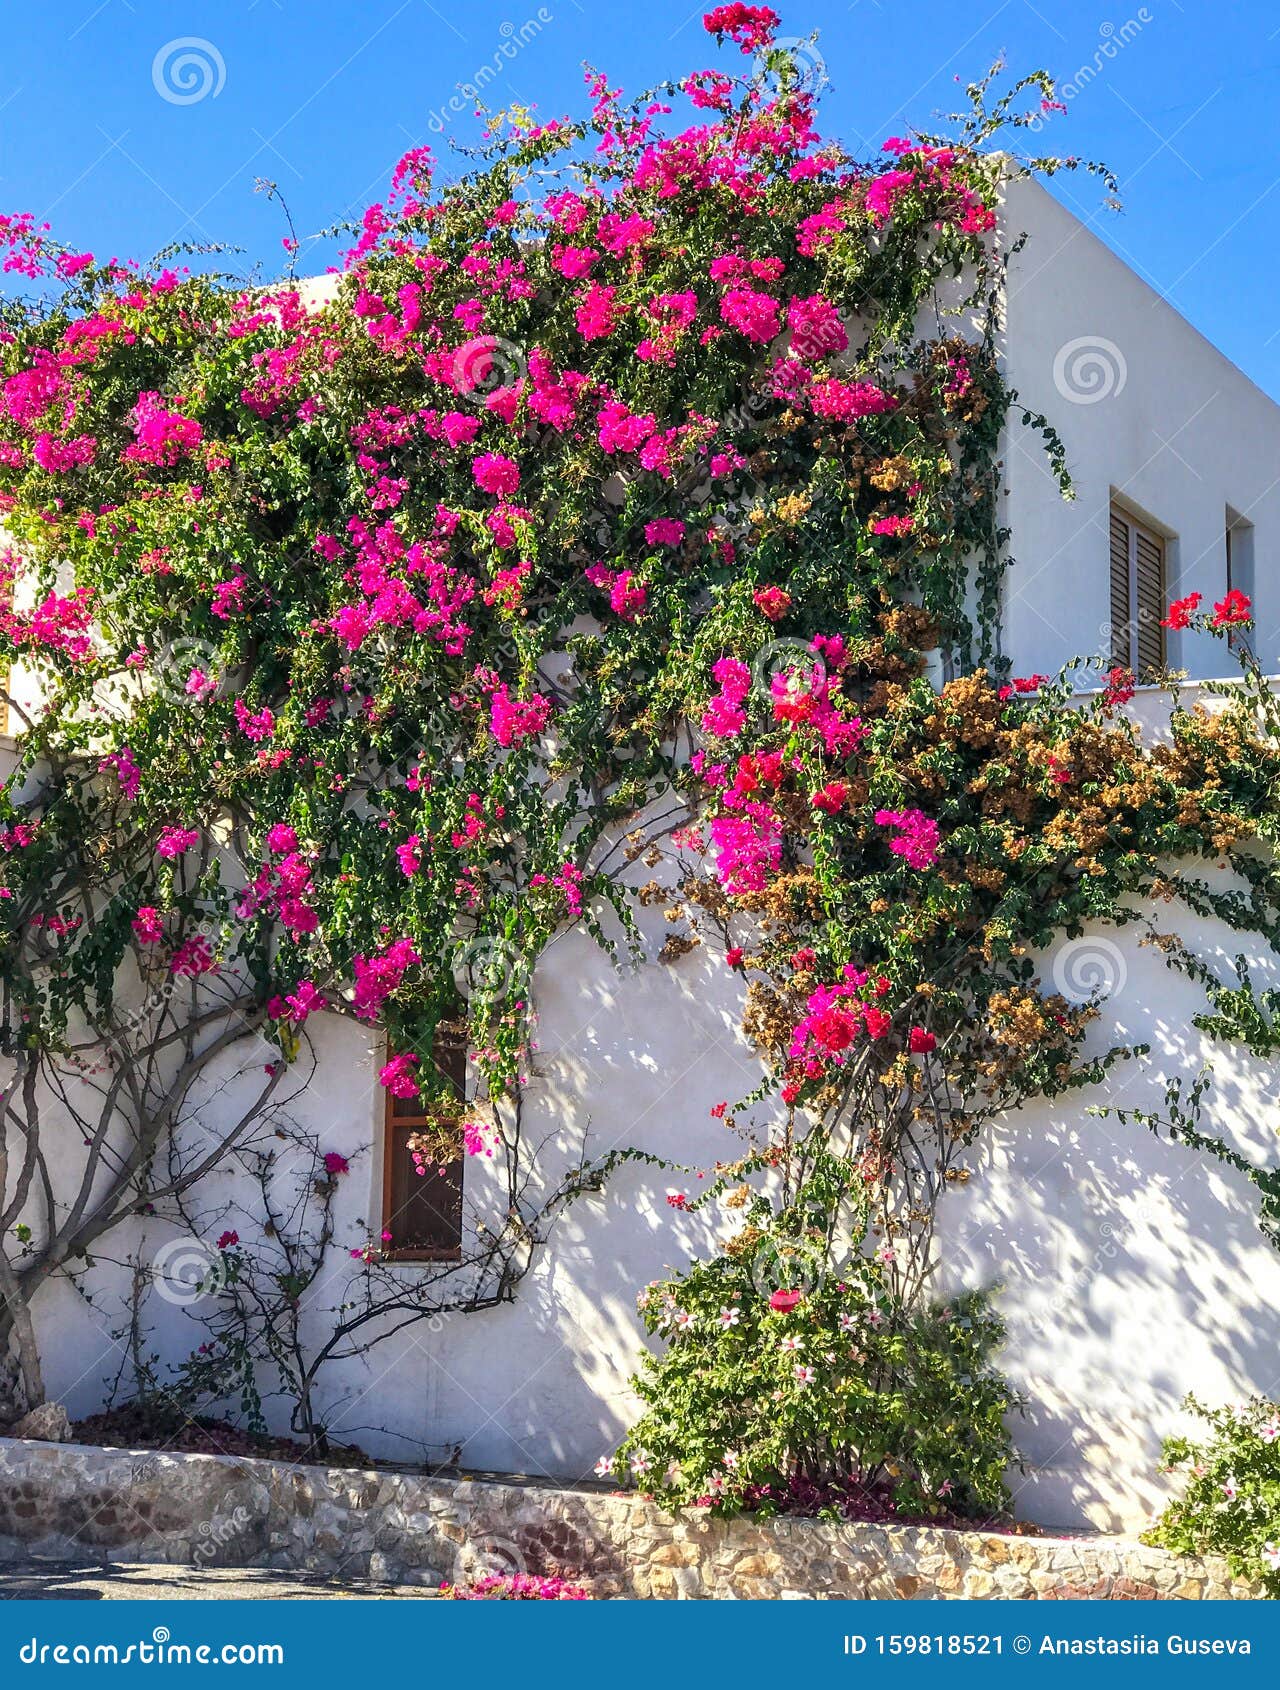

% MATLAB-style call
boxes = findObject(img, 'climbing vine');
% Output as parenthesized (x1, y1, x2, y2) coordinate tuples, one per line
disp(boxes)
(0, 7, 1277, 1505)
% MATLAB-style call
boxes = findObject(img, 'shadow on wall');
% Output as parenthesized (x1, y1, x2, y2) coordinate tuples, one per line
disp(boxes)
(295, 892, 764, 1481)
(936, 889, 1280, 1533)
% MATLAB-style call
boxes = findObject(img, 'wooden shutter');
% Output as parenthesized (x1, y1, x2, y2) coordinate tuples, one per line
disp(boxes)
(1109, 509, 1131, 667)
(1110, 505, 1166, 675)
(381, 1017, 466, 1261)
(1133, 527, 1165, 674)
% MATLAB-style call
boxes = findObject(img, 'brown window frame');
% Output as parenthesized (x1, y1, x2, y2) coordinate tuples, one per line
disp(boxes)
(1109, 503, 1166, 676)
(380, 1015, 467, 1264)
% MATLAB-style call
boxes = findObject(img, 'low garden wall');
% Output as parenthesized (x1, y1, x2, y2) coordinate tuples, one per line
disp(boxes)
(0, 1437, 1259, 1599)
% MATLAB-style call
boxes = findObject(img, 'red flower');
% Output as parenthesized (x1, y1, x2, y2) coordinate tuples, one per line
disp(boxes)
(1212, 588, 1252, 627)
(769, 1288, 802, 1312)
(810, 781, 848, 814)
(323, 1152, 350, 1177)
(753, 585, 792, 621)
(908, 1026, 936, 1054)
(1161, 591, 1202, 630)
(780, 1081, 801, 1104)
(725, 945, 745, 969)
(1101, 666, 1135, 709)
(710, 1100, 728, 1119)
(215, 1230, 239, 1251)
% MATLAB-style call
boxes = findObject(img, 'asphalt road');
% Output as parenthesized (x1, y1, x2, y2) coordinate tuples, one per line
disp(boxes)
(0, 1563, 438, 1600)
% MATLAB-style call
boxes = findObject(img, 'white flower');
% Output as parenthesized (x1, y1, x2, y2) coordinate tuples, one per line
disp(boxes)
(1263, 1542, 1280, 1571)
(838, 1311, 858, 1332)
(721, 1449, 739, 1470)
(877, 1245, 896, 1264)
(794, 1364, 816, 1384)
(630, 1450, 652, 1476)
(780, 1334, 803, 1353)
(1260, 1423, 1279, 1444)
(866, 1308, 883, 1327)
(718, 1305, 740, 1328)
(594, 1455, 613, 1477)
(1222, 1477, 1239, 1499)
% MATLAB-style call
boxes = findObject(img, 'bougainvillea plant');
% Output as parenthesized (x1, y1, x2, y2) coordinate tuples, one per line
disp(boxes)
(0, 8, 1278, 1495)
(1145, 1394, 1280, 1596)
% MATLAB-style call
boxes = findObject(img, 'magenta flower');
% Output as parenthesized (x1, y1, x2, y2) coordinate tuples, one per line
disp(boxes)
(472, 452, 520, 496)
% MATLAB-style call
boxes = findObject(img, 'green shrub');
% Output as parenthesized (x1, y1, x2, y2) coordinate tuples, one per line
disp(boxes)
(1145, 1395, 1280, 1594)
(603, 1205, 1019, 1522)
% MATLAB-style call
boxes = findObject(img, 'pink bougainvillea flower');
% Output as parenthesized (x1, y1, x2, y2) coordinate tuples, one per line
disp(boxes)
(644, 517, 685, 547)
(122, 390, 203, 467)
(702, 4, 781, 54)
(352, 937, 420, 1021)
(874, 808, 940, 870)
(472, 452, 520, 496)
(908, 1026, 936, 1054)
(156, 825, 200, 859)
(489, 684, 552, 748)
(99, 746, 140, 801)
(786, 293, 847, 360)
(323, 1152, 350, 1177)
(215, 1231, 239, 1252)
(396, 834, 423, 878)
(170, 935, 216, 977)
(131, 906, 165, 944)
(464, 1118, 498, 1157)
(379, 1052, 419, 1098)
(769, 1288, 802, 1312)
(719, 286, 781, 344)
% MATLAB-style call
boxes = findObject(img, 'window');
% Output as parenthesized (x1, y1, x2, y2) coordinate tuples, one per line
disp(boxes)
(1109, 503, 1166, 675)
(380, 1015, 466, 1261)
(1226, 507, 1255, 650)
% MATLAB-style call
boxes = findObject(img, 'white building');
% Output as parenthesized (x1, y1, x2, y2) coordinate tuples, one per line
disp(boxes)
(6, 177, 1280, 1534)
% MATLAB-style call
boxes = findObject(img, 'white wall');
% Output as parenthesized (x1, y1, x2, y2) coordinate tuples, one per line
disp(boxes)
(998, 177, 1280, 683)
(11, 197, 1280, 1532)
(19, 699, 1280, 1534)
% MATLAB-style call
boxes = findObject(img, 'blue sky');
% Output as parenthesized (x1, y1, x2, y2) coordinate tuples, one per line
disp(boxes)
(3, 1, 1278, 393)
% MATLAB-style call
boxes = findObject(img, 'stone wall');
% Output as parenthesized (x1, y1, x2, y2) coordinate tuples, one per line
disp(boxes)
(0, 1437, 1260, 1599)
